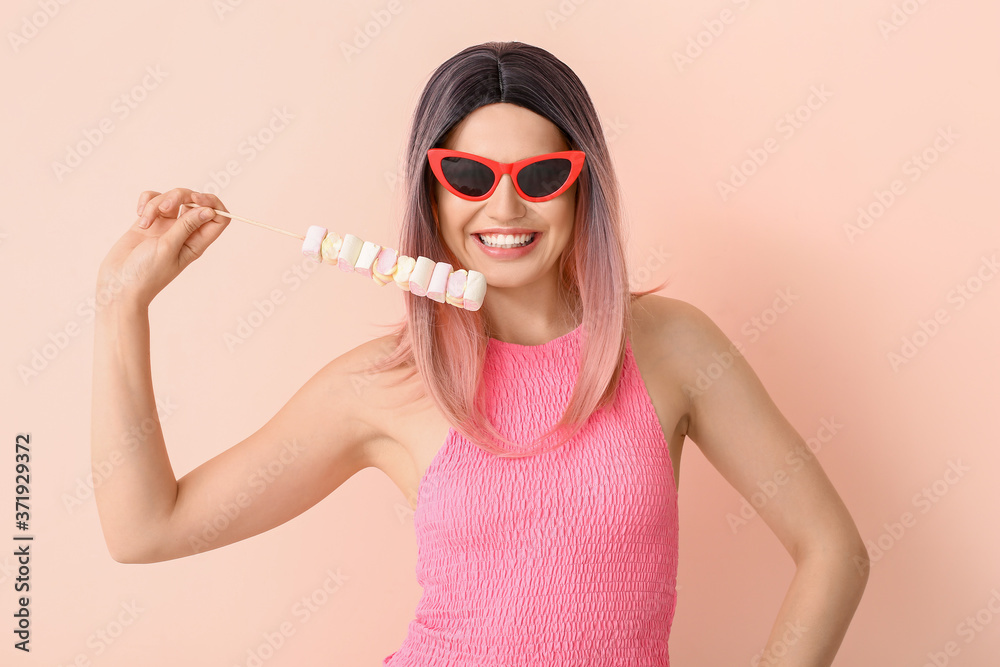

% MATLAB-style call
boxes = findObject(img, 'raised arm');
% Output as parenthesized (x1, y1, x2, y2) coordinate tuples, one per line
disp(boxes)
(643, 295, 868, 666)
(91, 188, 393, 563)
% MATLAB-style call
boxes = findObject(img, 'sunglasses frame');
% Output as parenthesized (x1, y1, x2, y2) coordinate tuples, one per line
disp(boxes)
(427, 148, 586, 203)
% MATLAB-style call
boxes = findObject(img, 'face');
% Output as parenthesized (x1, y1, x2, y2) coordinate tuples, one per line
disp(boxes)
(430, 103, 577, 291)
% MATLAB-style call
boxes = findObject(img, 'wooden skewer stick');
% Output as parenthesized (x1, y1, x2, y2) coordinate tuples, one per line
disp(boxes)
(180, 202, 305, 240)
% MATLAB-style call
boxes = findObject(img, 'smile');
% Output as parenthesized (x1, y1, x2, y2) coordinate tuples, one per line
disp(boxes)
(471, 230, 542, 259)
(476, 232, 536, 248)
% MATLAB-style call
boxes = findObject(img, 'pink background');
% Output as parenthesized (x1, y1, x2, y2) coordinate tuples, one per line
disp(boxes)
(3, 1, 999, 665)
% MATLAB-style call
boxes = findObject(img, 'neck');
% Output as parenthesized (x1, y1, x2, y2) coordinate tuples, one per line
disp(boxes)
(481, 274, 580, 345)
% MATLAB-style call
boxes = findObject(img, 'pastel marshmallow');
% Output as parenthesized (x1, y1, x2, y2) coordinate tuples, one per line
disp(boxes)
(427, 262, 453, 303)
(372, 247, 398, 286)
(302, 226, 327, 261)
(337, 234, 363, 273)
(446, 269, 468, 306)
(320, 232, 343, 265)
(408, 256, 435, 297)
(463, 270, 486, 311)
(392, 255, 416, 291)
(354, 241, 381, 278)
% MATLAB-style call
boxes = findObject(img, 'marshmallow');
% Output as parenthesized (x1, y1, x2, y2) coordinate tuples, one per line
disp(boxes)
(338, 234, 363, 273)
(302, 226, 327, 261)
(320, 233, 343, 265)
(408, 256, 435, 297)
(446, 269, 468, 307)
(354, 241, 381, 278)
(302, 228, 485, 308)
(463, 270, 486, 311)
(427, 262, 453, 303)
(372, 247, 398, 286)
(393, 255, 416, 291)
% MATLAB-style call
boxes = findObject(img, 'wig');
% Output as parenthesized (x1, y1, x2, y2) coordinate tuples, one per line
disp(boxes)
(371, 41, 667, 458)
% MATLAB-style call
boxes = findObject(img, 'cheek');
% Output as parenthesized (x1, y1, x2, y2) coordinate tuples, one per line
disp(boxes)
(434, 197, 476, 247)
(552, 201, 576, 237)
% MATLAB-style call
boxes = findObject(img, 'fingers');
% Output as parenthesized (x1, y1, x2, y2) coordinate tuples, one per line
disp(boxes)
(159, 200, 229, 271)
(136, 190, 160, 217)
(187, 190, 229, 216)
(137, 187, 194, 229)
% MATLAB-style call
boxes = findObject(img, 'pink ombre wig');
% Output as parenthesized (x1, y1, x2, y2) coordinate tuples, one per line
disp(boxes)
(372, 41, 666, 457)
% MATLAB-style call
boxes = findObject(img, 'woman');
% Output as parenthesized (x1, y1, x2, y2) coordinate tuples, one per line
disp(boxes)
(92, 41, 868, 665)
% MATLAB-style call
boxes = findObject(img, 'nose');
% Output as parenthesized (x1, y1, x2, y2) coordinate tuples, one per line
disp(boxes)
(484, 173, 526, 220)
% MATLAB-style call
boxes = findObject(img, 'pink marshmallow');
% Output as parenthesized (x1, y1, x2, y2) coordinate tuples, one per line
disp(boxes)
(446, 269, 468, 306)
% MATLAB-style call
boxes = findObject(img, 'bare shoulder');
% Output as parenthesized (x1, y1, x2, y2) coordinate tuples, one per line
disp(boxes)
(308, 332, 425, 469)
(629, 293, 748, 408)
(630, 293, 733, 359)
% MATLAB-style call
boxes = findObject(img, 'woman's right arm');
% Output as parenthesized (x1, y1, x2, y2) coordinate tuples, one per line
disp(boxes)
(91, 188, 389, 563)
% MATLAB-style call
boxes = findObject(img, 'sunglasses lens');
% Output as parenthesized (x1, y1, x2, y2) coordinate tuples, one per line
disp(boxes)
(440, 156, 495, 198)
(517, 158, 573, 198)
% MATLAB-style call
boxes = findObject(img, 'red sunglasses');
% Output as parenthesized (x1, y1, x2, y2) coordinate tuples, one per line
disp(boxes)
(427, 148, 586, 202)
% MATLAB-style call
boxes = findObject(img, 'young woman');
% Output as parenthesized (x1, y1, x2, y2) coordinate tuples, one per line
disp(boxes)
(92, 41, 868, 665)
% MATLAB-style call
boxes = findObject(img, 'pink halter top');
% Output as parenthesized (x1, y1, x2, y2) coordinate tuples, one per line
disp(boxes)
(383, 323, 679, 666)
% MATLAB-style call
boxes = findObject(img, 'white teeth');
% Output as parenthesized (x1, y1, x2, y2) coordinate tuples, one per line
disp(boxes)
(478, 233, 535, 248)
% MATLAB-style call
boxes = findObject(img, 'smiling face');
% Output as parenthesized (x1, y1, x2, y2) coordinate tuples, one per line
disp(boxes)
(430, 103, 578, 292)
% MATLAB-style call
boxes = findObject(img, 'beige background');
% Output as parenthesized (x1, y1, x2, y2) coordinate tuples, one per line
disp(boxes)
(3, 0, 999, 664)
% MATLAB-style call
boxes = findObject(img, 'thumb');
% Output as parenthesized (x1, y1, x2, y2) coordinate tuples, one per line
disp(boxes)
(160, 204, 224, 271)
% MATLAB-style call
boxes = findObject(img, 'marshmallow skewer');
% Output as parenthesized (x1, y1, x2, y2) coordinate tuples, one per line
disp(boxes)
(181, 204, 486, 311)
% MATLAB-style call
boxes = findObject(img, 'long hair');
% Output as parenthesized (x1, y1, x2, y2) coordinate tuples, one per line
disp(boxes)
(372, 41, 666, 458)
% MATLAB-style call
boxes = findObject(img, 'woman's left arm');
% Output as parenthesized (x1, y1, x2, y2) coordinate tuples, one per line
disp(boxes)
(656, 297, 869, 666)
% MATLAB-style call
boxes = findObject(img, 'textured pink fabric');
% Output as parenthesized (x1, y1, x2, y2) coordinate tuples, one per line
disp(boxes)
(384, 324, 679, 666)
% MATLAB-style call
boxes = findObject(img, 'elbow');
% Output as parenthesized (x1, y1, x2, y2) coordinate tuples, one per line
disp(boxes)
(794, 527, 871, 587)
(106, 542, 150, 564)
(834, 522, 871, 586)
(103, 534, 165, 564)
(95, 503, 170, 564)
(108, 546, 164, 565)
(847, 536, 871, 587)
(805, 535, 872, 592)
